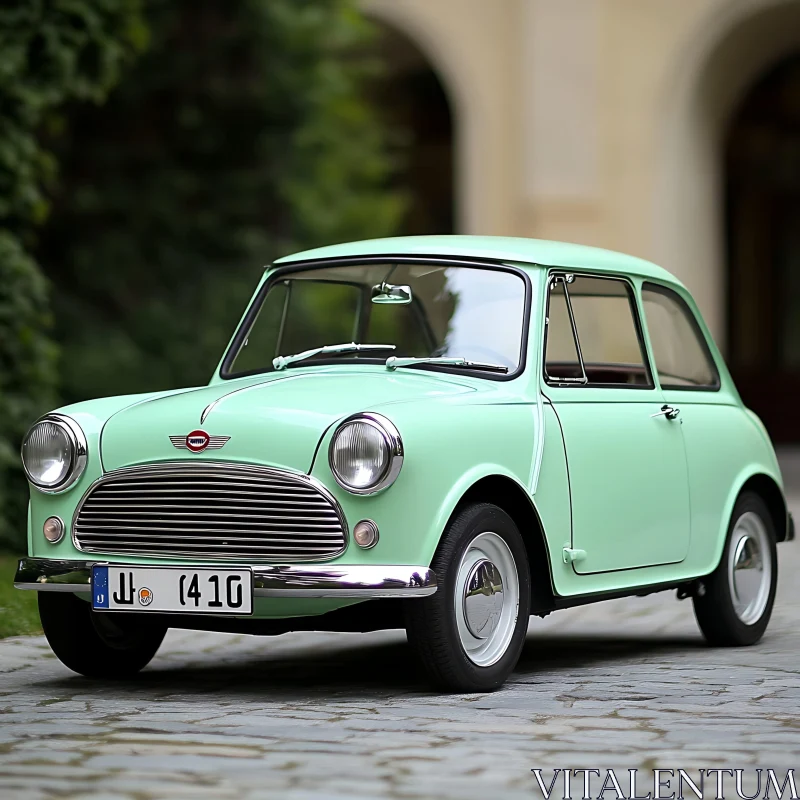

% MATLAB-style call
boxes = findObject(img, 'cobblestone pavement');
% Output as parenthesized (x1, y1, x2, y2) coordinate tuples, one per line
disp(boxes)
(1, 475, 798, 798)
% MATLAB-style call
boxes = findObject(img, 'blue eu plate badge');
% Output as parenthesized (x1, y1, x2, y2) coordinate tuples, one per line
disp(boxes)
(92, 566, 110, 609)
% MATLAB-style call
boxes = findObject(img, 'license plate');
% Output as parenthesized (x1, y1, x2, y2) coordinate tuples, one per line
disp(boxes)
(92, 565, 253, 615)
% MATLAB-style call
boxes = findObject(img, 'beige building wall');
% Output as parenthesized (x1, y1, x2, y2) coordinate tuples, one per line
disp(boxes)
(364, 0, 800, 348)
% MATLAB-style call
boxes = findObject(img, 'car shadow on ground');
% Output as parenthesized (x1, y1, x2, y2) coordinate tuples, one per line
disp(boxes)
(34, 630, 706, 700)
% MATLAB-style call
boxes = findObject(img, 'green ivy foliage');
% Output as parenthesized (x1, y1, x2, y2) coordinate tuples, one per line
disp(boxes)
(0, 0, 402, 551)
(0, 233, 56, 550)
(0, 0, 147, 228)
(36, 0, 405, 402)
(0, 0, 145, 549)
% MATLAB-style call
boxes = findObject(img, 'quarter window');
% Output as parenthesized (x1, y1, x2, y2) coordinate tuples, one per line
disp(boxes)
(641, 283, 719, 389)
(545, 274, 652, 387)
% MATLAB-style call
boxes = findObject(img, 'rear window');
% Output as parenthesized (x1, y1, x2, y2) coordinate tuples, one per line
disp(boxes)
(641, 283, 719, 390)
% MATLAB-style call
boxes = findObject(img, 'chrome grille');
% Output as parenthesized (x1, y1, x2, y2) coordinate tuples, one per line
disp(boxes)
(73, 462, 347, 561)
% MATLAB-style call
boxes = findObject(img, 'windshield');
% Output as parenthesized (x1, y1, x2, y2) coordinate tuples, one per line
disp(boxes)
(224, 262, 528, 377)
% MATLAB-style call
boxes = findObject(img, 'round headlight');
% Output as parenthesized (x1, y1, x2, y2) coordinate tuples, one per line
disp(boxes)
(329, 413, 403, 495)
(21, 415, 87, 492)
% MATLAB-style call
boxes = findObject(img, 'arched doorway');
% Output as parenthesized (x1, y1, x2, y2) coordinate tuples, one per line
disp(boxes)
(725, 55, 800, 441)
(657, 0, 800, 443)
(369, 23, 455, 235)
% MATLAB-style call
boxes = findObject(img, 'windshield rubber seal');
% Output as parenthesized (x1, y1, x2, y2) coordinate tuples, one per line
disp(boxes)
(219, 254, 533, 383)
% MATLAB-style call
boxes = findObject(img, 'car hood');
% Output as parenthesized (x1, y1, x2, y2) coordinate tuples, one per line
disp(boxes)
(100, 368, 479, 473)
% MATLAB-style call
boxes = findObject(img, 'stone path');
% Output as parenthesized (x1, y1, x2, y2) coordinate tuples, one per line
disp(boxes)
(1, 494, 798, 798)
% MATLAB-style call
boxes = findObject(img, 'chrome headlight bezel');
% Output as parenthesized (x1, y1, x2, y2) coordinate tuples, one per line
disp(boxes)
(328, 412, 403, 495)
(21, 414, 88, 494)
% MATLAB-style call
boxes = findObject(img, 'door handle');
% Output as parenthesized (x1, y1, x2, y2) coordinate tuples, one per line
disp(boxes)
(651, 404, 680, 420)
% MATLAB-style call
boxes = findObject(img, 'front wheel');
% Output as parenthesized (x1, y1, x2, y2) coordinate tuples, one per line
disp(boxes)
(693, 491, 778, 646)
(405, 503, 531, 692)
(39, 592, 166, 678)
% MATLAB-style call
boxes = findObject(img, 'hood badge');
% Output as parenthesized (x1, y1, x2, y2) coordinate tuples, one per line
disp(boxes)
(169, 430, 230, 453)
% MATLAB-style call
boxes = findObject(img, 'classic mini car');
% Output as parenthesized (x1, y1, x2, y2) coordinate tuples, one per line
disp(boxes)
(15, 236, 794, 692)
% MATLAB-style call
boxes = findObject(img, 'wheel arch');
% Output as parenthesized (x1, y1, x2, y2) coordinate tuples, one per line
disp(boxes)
(445, 473, 556, 615)
(738, 473, 788, 543)
(711, 467, 789, 573)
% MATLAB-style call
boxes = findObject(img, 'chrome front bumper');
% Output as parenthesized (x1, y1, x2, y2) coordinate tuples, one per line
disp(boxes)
(14, 558, 436, 599)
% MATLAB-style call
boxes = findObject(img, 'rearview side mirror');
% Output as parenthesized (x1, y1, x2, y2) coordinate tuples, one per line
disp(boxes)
(371, 282, 412, 305)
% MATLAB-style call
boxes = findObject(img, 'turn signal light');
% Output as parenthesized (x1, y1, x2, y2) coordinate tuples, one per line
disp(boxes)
(43, 516, 65, 544)
(353, 520, 379, 549)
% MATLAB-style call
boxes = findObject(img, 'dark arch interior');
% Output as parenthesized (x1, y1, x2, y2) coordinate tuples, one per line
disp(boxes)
(726, 55, 800, 442)
(368, 22, 455, 235)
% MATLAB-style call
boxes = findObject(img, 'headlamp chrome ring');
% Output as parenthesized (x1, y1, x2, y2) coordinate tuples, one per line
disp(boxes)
(328, 412, 403, 495)
(21, 414, 88, 493)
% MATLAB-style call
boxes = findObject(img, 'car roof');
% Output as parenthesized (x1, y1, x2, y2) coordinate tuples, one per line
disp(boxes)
(274, 235, 681, 286)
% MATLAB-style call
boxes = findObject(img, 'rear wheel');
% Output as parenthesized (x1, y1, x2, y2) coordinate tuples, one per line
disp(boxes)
(39, 592, 166, 678)
(693, 492, 778, 646)
(405, 503, 531, 692)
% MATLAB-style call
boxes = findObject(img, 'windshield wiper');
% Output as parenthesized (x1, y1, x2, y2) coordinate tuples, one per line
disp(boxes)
(273, 342, 396, 371)
(385, 356, 508, 374)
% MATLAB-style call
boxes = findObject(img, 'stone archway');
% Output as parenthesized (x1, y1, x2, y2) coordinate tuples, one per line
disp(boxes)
(362, 0, 518, 236)
(725, 55, 800, 440)
(367, 22, 454, 235)
(656, 0, 800, 441)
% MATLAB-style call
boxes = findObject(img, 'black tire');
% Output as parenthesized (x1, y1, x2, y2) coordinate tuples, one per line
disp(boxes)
(693, 491, 778, 646)
(39, 592, 167, 678)
(405, 503, 531, 693)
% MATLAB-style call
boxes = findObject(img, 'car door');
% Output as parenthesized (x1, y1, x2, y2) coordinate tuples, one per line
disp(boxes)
(543, 272, 691, 574)
(639, 282, 739, 551)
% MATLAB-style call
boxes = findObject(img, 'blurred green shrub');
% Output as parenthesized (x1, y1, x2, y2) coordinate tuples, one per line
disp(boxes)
(0, 0, 146, 550)
(36, 0, 405, 401)
(0, 0, 402, 552)
(0, 233, 56, 553)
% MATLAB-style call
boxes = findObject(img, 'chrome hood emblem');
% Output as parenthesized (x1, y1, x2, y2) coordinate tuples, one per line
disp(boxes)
(169, 430, 230, 453)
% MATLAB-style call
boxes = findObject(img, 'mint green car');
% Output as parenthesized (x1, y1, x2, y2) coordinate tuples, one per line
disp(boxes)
(15, 236, 793, 692)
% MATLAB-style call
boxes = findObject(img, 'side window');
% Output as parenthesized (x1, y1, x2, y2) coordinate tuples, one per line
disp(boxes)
(545, 274, 652, 387)
(641, 283, 720, 390)
(544, 280, 584, 382)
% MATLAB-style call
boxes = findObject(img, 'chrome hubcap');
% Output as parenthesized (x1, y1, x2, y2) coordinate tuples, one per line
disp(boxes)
(728, 511, 772, 625)
(463, 560, 504, 639)
(455, 532, 519, 667)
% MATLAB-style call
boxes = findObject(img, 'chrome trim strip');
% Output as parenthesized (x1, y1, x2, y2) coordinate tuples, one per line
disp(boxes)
(71, 461, 349, 562)
(14, 558, 437, 599)
(200, 400, 218, 425)
(529, 395, 545, 494)
(22, 414, 88, 494)
(16, 583, 90, 593)
(14, 558, 93, 592)
(252, 564, 436, 597)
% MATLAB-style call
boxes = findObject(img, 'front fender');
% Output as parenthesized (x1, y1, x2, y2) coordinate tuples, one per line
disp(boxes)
(28, 393, 173, 558)
(309, 399, 537, 566)
(422, 462, 532, 566)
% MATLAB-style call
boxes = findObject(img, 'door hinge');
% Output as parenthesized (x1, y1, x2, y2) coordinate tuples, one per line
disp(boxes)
(562, 547, 587, 564)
